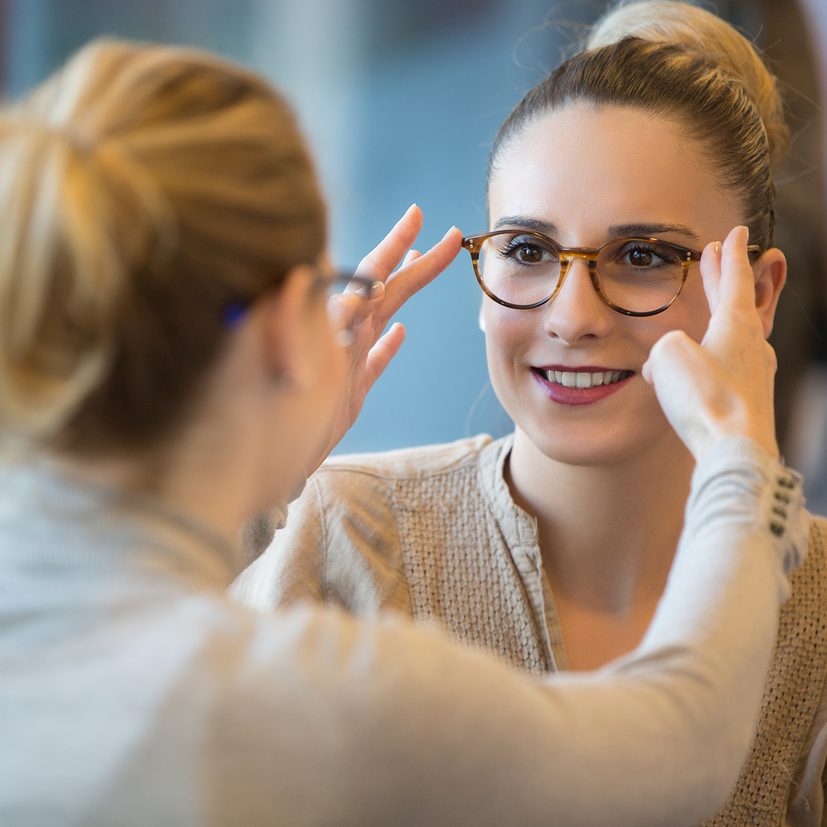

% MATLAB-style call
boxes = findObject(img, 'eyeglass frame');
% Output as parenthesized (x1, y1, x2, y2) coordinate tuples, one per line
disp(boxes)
(314, 271, 383, 346)
(462, 230, 762, 317)
(222, 270, 382, 330)
(314, 271, 382, 301)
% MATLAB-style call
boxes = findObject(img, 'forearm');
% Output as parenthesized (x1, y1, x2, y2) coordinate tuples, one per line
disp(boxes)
(358, 439, 806, 827)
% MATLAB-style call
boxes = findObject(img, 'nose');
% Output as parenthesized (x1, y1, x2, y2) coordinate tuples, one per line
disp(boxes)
(542, 257, 614, 343)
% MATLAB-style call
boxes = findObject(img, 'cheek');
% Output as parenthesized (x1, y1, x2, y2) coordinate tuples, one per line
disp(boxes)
(481, 303, 534, 366)
(654, 283, 711, 345)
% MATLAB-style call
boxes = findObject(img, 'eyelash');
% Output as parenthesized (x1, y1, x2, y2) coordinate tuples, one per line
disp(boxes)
(619, 243, 674, 266)
(496, 236, 554, 259)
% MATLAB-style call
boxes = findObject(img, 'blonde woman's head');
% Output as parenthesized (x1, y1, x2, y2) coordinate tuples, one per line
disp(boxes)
(0, 39, 326, 456)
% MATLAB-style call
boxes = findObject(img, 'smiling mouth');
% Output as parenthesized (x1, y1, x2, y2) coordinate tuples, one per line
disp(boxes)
(536, 368, 635, 389)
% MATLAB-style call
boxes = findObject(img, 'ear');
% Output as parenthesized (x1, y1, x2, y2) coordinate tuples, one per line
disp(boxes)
(258, 266, 318, 391)
(753, 247, 786, 338)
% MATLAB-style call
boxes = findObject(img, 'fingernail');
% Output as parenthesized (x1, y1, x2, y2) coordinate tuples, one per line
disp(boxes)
(713, 241, 722, 255)
(442, 225, 459, 240)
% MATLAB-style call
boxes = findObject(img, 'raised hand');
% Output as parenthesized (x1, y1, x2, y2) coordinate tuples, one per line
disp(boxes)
(309, 204, 462, 474)
(642, 225, 778, 462)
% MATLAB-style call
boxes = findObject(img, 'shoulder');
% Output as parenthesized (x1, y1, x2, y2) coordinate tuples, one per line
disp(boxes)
(302, 433, 501, 543)
(318, 433, 498, 483)
(241, 434, 513, 613)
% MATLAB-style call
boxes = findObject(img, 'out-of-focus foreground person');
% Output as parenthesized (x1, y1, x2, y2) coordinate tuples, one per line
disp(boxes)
(0, 38, 808, 827)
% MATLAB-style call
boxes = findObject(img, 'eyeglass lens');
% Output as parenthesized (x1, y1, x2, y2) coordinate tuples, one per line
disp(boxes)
(476, 233, 687, 314)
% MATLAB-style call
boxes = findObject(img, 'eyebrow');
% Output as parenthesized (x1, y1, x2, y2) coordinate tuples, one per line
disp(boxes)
(492, 215, 700, 243)
(608, 223, 700, 242)
(493, 215, 559, 234)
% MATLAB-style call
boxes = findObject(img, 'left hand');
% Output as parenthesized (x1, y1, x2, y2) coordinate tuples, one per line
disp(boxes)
(642, 225, 778, 463)
(308, 204, 462, 474)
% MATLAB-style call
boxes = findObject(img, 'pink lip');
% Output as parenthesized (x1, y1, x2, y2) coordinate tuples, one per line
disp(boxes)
(531, 366, 635, 406)
(536, 364, 625, 372)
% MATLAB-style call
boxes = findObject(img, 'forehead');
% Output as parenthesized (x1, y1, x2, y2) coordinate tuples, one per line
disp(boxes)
(489, 103, 742, 240)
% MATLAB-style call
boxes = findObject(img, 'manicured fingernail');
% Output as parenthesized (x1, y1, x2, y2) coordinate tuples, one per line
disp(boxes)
(442, 225, 459, 240)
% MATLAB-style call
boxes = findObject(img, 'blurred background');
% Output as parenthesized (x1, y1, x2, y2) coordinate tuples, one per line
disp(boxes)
(0, 0, 825, 502)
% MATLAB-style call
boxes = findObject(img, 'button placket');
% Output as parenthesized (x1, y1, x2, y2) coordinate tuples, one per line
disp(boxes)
(769, 474, 802, 538)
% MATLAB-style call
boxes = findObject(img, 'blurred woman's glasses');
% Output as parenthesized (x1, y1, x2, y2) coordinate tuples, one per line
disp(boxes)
(319, 272, 383, 346)
(221, 271, 381, 339)
(321, 272, 381, 302)
(462, 230, 761, 317)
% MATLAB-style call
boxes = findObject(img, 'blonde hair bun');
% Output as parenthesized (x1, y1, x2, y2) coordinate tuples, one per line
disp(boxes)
(0, 39, 325, 455)
(587, 0, 789, 166)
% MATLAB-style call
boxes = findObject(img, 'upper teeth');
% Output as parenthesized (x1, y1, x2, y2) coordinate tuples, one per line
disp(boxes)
(544, 370, 628, 388)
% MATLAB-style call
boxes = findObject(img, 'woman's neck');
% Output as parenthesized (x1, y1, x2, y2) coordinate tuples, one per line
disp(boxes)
(48, 407, 263, 553)
(508, 427, 695, 615)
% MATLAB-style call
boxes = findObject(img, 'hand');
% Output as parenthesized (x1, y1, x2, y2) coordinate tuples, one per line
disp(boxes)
(308, 204, 462, 474)
(642, 225, 778, 462)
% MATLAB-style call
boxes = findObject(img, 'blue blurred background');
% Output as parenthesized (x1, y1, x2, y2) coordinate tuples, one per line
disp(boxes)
(1, 0, 826, 474)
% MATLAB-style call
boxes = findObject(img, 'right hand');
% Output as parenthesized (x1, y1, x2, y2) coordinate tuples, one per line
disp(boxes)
(642, 225, 778, 463)
(306, 205, 462, 475)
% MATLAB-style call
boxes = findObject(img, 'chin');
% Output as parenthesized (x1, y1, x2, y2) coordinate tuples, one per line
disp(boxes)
(530, 426, 645, 467)
(513, 406, 682, 469)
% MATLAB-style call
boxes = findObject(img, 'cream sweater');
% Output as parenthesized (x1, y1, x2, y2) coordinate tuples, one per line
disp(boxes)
(0, 441, 805, 826)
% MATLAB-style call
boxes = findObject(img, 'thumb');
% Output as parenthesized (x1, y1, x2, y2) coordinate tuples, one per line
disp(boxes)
(645, 329, 708, 390)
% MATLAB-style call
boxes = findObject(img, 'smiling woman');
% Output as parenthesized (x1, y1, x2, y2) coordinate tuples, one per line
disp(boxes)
(482, 101, 785, 469)
(233, 2, 827, 824)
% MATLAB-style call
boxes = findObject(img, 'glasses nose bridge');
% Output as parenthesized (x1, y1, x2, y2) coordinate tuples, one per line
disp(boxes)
(553, 247, 600, 296)
(561, 247, 599, 265)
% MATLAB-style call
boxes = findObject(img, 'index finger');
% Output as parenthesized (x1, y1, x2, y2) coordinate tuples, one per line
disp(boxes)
(379, 226, 462, 318)
(357, 203, 424, 282)
(714, 225, 756, 313)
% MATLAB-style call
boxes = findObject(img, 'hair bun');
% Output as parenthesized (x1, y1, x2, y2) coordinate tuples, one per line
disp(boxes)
(587, 1, 789, 166)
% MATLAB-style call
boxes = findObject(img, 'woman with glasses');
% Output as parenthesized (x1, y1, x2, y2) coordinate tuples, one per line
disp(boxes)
(235, 2, 827, 823)
(0, 29, 809, 827)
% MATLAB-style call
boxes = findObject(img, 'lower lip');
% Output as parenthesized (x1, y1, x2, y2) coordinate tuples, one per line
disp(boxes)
(531, 368, 634, 406)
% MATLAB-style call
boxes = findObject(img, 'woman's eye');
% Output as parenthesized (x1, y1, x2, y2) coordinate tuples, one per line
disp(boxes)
(620, 243, 677, 268)
(497, 236, 555, 265)
(515, 244, 543, 263)
(628, 248, 655, 267)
